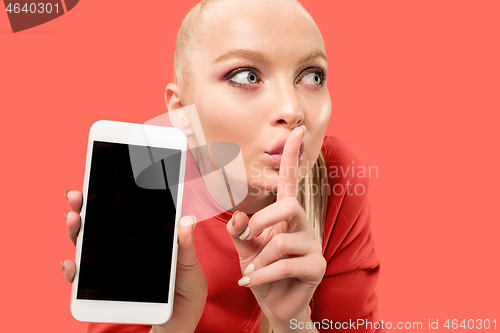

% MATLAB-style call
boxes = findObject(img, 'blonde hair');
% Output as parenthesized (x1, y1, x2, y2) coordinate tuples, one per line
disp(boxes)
(173, 1, 329, 332)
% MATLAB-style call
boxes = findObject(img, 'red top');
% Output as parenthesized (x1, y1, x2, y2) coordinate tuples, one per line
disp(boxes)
(87, 136, 381, 333)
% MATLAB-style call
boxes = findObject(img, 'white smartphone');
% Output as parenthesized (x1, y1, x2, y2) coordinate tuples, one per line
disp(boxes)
(71, 120, 187, 325)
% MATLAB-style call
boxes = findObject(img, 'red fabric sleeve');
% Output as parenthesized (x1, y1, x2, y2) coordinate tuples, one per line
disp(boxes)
(310, 136, 382, 332)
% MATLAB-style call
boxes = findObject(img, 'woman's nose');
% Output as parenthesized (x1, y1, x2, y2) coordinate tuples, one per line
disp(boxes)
(269, 81, 304, 128)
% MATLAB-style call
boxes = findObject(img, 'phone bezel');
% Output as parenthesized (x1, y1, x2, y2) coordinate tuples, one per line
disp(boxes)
(70, 120, 187, 325)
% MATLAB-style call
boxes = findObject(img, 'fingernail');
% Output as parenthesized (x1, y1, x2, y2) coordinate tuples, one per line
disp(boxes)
(301, 126, 306, 138)
(238, 226, 250, 240)
(243, 263, 255, 275)
(61, 260, 65, 272)
(230, 211, 240, 226)
(190, 215, 197, 233)
(238, 276, 250, 287)
(65, 210, 71, 219)
(180, 215, 196, 228)
(64, 189, 71, 200)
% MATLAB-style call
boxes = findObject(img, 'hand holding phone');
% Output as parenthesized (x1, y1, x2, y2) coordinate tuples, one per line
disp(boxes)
(64, 121, 207, 329)
(63, 195, 207, 331)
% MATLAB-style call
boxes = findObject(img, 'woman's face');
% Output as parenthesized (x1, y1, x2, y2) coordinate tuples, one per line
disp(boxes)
(176, 0, 331, 212)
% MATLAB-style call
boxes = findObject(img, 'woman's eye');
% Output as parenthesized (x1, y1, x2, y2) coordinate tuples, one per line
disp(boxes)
(230, 71, 259, 84)
(225, 68, 325, 88)
(301, 72, 323, 85)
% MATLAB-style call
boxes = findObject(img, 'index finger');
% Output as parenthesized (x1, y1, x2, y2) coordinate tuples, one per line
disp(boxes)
(277, 126, 305, 201)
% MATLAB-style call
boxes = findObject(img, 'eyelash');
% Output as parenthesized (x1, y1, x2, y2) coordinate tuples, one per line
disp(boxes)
(223, 66, 328, 89)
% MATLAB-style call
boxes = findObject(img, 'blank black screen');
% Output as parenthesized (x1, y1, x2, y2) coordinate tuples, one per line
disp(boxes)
(77, 141, 181, 303)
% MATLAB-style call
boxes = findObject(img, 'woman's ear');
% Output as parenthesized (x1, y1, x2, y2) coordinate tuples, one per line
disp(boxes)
(165, 83, 195, 137)
(165, 83, 185, 112)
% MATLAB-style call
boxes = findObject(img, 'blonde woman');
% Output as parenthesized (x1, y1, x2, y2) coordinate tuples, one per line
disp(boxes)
(62, 0, 381, 332)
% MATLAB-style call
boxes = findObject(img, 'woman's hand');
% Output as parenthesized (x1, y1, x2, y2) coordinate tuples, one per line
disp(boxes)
(226, 127, 326, 332)
(62, 191, 207, 333)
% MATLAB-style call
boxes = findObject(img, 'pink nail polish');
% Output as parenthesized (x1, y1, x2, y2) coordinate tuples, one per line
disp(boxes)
(238, 226, 250, 240)
(238, 276, 250, 287)
(230, 211, 240, 226)
(243, 263, 255, 275)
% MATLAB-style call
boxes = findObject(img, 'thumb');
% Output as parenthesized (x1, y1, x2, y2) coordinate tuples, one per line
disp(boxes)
(158, 216, 206, 332)
(175, 215, 207, 298)
(177, 216, 199, 268)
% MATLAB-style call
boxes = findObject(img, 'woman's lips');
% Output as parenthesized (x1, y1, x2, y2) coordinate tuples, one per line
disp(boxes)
(266, 150, 304, 169)
(266, 131, 306, 169)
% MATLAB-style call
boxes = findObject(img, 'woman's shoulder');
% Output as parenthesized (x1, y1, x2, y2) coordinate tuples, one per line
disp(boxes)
(320, 136, 364, 168)
(318, 136, 376, 270)
(320, 135, 370, 191)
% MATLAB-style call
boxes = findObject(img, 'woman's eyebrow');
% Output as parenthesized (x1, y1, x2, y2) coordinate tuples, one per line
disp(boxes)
(212, 48, 327, 65)
(212, 49, 269, 65)
(297, 49, 328, 65)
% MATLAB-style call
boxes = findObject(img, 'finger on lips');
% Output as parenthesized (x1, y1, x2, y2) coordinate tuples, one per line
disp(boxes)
(277, 126, 304, 202)
(234, 127, 307, 288)
(233, 128, 305, 242)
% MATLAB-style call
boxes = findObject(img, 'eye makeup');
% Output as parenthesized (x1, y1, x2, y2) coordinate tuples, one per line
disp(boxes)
(223, 66, 262, 88)
(296, 67, 328, 87)
(220, 64, 328, 89)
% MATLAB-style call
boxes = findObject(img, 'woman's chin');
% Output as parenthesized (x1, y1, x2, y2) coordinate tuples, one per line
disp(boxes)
(248, 167, 279, 189)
